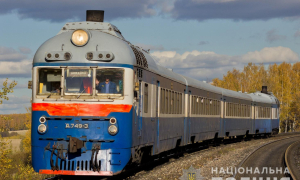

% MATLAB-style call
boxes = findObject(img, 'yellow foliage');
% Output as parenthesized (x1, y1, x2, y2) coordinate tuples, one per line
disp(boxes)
(0, 78, 17, 104)
(22, 107, 32, 154)
(12, 164, 45, 180)
(0, 139, 13, 180)
(213, 62, 300, 132)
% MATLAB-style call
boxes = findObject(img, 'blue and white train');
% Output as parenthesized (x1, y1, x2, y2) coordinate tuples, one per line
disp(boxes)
(30, 10, 280, 176)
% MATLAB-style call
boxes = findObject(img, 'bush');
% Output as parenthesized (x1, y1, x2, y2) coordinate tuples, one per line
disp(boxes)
(0, 139, 13, 179)
(0, 138, 50, 180)
(0, 131, 9, 137)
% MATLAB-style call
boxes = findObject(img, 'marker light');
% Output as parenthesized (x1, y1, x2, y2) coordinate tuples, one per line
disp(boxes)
(39, 116, 46, 124)
(38, 124, 47, 134)
(64, 52, 71, 60)
(109, 118, 117, 124)
(71, 29, 89, 46)
(108, 125, 118, 135)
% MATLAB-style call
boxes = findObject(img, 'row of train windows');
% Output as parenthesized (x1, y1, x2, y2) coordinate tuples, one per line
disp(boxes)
(256, 107, 271, 118)
(226, 103, 251, 117)
(143, 83, 276, 118)
(191, 96, 221, 115)
(160, 88, 183, 114)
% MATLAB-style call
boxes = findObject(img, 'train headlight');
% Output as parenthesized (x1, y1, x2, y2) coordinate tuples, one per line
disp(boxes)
(71, 29, 89, 46)
(109, 118, 117, 124)
(39, 116, 46, 124)
(38, 124, 47, 134)
(108, 125, 118, 135)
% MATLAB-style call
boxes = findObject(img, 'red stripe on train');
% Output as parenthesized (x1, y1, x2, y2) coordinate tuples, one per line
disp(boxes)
(39, 169, 113, 176)
(32, 103, 132, 116)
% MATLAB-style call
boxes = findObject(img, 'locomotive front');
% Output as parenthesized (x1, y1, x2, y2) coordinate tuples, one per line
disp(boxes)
(31, 11, 135, 175)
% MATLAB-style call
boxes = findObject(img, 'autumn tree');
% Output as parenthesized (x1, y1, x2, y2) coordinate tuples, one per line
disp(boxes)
(0, 79, 17, 105)
(0, 78, 17, 179)
(213, 62, 300, 132)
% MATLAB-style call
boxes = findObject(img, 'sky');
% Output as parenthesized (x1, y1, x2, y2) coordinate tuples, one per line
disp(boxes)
(1, 0, 300, 114)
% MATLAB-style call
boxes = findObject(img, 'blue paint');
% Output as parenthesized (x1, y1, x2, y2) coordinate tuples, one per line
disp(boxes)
(32, 146, 131, 173)
(33, 62, 133, 69)
(31, 108, 133, 174)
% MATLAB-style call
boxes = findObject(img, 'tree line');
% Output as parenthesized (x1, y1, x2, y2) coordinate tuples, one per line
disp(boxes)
(0, 113, 28, 131)
(212, 62, 300, 132)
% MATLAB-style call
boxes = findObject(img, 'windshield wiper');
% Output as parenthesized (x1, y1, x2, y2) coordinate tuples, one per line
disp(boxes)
(47, 93, 54, 98)
(77, 87, 87, 99)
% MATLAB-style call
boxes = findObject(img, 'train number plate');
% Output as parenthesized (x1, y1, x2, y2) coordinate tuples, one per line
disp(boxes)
(65, 123, 89, 129)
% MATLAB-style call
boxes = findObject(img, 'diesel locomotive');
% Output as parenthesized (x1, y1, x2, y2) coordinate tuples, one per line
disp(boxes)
(30, 10, 280, 176)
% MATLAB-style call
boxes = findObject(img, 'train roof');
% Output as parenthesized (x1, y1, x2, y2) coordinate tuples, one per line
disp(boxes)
(57, 22, 125, 40)
(248, 92, 277, 105)
(33, 20, 278, 105)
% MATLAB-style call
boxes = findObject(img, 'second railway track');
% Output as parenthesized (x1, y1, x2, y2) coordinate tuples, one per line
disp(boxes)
(234, 134, 300, 179)
(285, 140, 300, 180)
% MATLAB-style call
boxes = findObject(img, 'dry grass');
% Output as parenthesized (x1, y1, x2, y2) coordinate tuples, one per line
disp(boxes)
(0, 130, 28, 153)
(9, 139, 22, 152)
(0, 139, 22, 152)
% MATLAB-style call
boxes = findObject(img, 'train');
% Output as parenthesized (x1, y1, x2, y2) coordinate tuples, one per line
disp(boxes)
(30, 10, 280, 176)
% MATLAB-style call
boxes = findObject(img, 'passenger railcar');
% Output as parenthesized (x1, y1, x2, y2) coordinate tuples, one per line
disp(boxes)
(30, 10, 280, 176)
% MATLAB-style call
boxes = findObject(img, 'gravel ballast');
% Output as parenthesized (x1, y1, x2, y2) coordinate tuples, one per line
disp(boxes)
(126, 133, 300, 180)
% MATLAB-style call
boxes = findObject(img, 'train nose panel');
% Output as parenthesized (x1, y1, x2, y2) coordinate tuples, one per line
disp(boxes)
(33, 145, 131, 175)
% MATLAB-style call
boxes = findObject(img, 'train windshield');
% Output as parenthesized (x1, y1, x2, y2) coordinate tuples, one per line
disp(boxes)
(95, 68, 124, 95)
(38, 69, 62, 95)
(37, 68, 124, 98)
(64, 69, 93, 95)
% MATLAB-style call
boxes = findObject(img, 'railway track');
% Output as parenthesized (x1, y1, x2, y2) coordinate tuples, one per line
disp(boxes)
(45, 133, 300, 180)
(234, 134, 300, 179)
(285, 140, 300, 180)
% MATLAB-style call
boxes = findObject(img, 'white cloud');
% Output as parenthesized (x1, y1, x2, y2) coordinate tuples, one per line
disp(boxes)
(0, 95, 30, 114)
(242, 47, 298, 63)
(18, 47, 31, 54)
(0, 46, 31, 77)
(0, 46, 27, 61)
(151, 46, 299, 80)
(0, 60, 31, 77)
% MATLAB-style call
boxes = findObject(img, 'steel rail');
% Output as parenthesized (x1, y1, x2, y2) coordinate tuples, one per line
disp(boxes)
(233, 134, 300, 178)
(44, 133, 300, 180)
(285, 140, 300, 180)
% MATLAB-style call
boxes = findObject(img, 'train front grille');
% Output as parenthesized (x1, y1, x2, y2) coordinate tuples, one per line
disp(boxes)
(59, 160, 101, 171)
